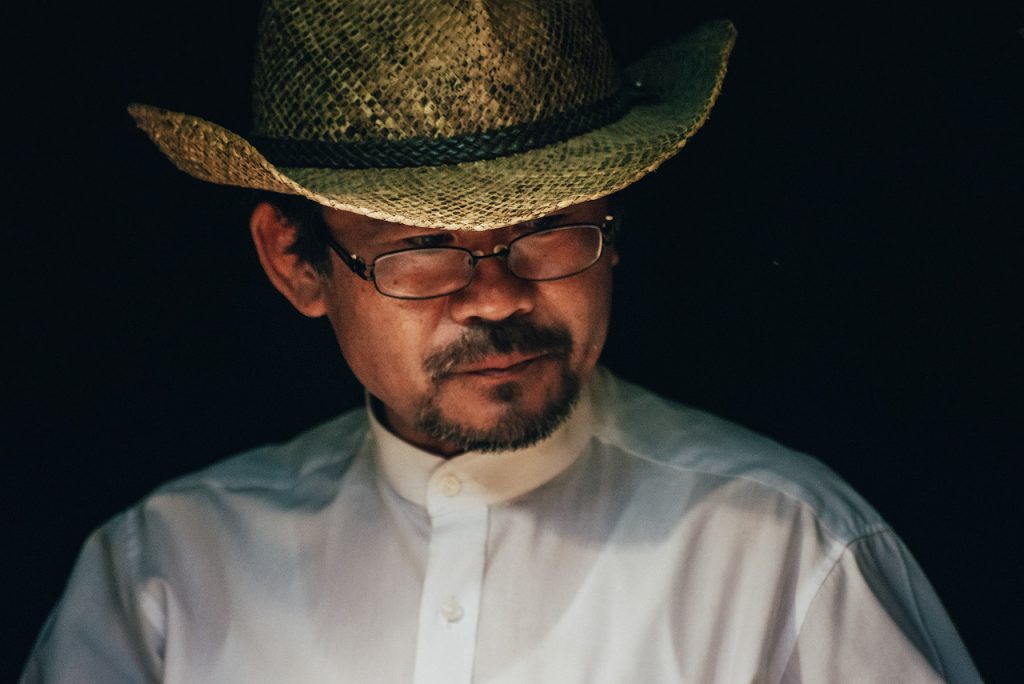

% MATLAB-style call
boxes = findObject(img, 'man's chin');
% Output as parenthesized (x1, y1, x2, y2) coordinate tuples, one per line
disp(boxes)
(415, 369, 581, 453)
(442, 377, 538, 412)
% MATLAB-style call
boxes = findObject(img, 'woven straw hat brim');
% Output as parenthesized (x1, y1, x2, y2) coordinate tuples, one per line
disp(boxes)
(129, 20, 735, 231)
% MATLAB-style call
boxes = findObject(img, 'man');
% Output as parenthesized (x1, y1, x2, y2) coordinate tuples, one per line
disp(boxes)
(23, 1, 980, 682)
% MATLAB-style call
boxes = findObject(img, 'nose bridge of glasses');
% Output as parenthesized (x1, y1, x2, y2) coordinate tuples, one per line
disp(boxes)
(470, 243, 510, 260)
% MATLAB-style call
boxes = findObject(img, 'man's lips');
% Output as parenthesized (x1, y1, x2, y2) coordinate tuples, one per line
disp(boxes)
(450, 353, 548, 376)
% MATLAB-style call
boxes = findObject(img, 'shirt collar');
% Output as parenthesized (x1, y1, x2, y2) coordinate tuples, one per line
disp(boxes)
(369, 375, 597, 507)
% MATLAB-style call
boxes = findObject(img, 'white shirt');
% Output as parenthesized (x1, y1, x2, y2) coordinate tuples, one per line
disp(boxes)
(23, 368, 980, 683)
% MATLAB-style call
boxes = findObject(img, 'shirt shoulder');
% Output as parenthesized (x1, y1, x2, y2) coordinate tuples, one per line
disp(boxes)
(151, 406, 370, 497)
(94, 406, 372, 580)
(590, 368, 888, 546)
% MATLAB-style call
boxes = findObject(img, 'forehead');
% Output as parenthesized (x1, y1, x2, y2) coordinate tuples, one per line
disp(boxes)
(322, 198, 610, 241)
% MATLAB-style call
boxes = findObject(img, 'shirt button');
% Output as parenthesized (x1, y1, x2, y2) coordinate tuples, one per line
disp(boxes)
(439, 474, 462, 497)
(440, 597, 464, 623)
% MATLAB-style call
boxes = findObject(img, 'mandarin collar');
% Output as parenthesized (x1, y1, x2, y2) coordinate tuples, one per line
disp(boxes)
(369, 373, 598, 507)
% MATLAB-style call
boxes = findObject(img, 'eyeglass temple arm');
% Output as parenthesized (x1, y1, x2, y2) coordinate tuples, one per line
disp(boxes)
(600, 214, 619, 244)
(323, 237, 372, 280)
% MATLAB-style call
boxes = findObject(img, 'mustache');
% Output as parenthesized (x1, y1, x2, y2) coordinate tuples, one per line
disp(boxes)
(423, 318, 573, 380)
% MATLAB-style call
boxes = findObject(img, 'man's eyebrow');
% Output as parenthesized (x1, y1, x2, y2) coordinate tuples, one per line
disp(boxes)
(524, 213, 567, 230)
(394, 229, 456, 245)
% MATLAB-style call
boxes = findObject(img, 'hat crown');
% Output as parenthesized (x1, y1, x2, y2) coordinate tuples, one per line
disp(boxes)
(251, 0, 623, 144)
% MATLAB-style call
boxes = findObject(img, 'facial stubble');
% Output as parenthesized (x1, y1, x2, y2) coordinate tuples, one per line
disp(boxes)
(415, 319, 581, 453)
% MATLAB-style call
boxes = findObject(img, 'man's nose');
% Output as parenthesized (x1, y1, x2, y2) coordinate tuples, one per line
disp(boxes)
(446, 250, 535, 324)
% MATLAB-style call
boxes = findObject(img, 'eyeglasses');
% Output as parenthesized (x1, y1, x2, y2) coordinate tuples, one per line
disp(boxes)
(320, 218, 613, 300)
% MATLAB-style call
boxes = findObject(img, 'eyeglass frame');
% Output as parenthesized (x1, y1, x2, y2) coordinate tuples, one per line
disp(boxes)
(317, 215, 617, 300)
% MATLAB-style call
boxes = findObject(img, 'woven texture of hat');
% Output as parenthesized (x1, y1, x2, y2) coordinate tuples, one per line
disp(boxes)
(129, 0, 736, 230)
(253, 0, 621, 147)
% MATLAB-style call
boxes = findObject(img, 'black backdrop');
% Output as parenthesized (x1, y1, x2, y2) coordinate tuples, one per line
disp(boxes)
(7, 1, 1021, 680)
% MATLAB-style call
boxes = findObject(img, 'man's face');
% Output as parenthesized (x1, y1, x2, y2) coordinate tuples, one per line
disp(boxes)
(316, 199, 616, 456)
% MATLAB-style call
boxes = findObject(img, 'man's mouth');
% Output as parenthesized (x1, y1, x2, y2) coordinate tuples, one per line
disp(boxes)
(423, 318, 574, 381)
(453, 353, 548, 377)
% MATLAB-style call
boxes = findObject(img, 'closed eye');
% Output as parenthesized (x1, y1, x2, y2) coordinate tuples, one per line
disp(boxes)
(403, 233, 455, 248)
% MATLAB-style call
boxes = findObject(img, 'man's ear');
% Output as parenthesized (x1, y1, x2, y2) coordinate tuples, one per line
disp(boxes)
(250, 202, 328, 317)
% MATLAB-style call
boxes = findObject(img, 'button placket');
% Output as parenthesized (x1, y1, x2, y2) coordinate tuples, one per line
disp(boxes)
(413, 471, 488, 684)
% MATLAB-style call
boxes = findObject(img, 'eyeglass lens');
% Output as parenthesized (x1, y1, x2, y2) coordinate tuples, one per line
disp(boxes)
(371, 225, 603, 299)
(374, 249, 473, 299)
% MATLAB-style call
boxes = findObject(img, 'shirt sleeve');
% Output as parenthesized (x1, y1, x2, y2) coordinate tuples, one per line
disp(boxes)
(780, 530, 981, 683)
(20, 511, 165, 684)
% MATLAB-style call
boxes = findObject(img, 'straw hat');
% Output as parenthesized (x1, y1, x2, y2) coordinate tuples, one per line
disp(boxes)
(129, 0, 735, 230)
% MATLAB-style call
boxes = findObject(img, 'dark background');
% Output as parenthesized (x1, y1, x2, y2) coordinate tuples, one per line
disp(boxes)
(7, 1, 1021, 680)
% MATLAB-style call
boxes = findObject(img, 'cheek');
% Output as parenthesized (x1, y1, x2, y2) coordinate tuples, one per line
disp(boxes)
(325, 287, 442, 399)
(546, 260, 615, 365)
(581, 270, 614, 359)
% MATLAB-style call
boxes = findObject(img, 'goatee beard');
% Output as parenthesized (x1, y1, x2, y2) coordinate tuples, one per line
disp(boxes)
(415, 317, 580, 453)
